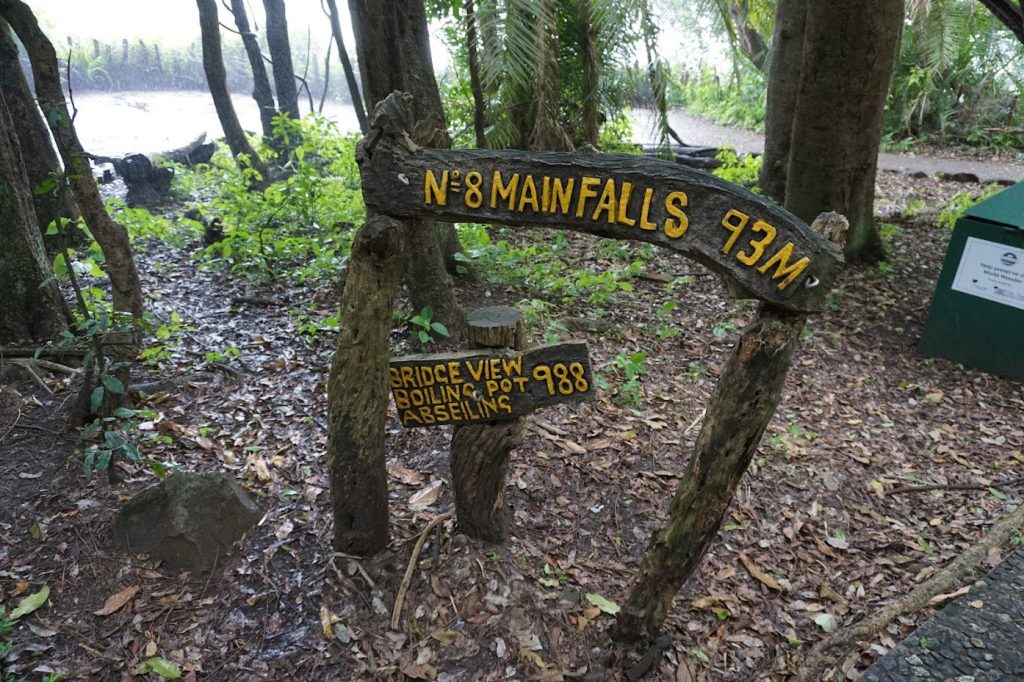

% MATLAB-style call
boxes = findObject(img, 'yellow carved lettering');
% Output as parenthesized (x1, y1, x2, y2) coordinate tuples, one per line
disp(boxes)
(638, 188, 657, 230)
(491, 171, 519, 209)
(550, 178, 574, 214)
(616, 182, 636, 226)
(757, 242, 812, 290)
(424, 169, 448, 206)
(591, 179, 617, 223)
(721, 209, 749, 255)
(518, 175, 540, 212)
(737, 220, 777, 266)
(575, 177, 601, 218)
(663, 191, 689, 239)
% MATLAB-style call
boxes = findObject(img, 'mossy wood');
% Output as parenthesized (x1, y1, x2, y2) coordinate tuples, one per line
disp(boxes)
(327, 215, 406, 556)
(611, 212, 849, 642)
(451, 306, 526, 542)
(389, 340, 592, 428)
(358, 94, 842, 313)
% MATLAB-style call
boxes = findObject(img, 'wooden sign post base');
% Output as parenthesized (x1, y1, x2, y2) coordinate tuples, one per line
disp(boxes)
(451, 307, 526, 542)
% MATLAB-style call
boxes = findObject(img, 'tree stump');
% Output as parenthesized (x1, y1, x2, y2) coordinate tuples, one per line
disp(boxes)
(450, 306, 525, 542)
(327, 215, 405, 555)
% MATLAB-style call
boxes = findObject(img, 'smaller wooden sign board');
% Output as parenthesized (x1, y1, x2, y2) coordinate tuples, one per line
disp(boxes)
(389, 341, 593, 428)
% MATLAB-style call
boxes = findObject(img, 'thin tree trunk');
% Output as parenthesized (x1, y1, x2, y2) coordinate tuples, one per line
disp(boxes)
(195, 0, 269, 183)
(577, 0, 600, 147)
(228, 0, 277, 139)
(729, 1, 768, 70)
(783, 1, 903, 263)
(324, 0, 367, 134)
(0, 18, 79, 244)
(611, 213, 848, 643)
(0, 86, 67, 344)
(757, 0, 805, 204)
(262, 0, 300, 120)
(327, 215, 405, 555)
(347, 0, 466, 340)
(465, 0, 487, 148)
(0, 0, 143, 323)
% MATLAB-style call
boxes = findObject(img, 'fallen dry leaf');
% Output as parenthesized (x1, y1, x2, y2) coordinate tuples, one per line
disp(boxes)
(739, 554, 782, 592)
(409, 480, 443, 511)
(94, 585, 139, 616)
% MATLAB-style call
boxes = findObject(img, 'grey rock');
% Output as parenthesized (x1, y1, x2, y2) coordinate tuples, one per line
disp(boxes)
(112, 471, 262, 572)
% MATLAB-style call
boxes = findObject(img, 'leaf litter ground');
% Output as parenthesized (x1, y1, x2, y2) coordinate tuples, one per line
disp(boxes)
(1, 171, 1022, 681)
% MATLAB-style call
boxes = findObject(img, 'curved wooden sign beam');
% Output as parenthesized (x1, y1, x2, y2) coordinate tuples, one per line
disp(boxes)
(357, 92, 843, 313)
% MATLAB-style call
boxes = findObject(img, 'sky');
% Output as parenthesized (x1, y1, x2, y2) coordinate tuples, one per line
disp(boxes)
(30, 0, 450, 70)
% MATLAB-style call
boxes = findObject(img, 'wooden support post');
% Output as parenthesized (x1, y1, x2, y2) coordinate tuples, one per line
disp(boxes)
(450, 307, 526, 542)
(327, 215, 405, 555)
(611, 213, 848, 643)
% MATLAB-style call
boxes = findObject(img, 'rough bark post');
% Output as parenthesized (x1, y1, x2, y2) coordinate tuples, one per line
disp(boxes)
(327, 215, 406, 555)
(195, 0, 269, 184)
(262, 0, 300, 120)
(464, 0, 487, 149)
(783, 1, 902, 264)
(0, 0, 143, 324)
(324, 0, 367, 135)
(0, 18, 79, 244)
(228, 0, 277, 139)
(347, 1, 468, 334)
(0, 86, 67, 344)
(757, 0, 805, 204)
(611, 212, 848, 643)
(450, 307, 526, 542)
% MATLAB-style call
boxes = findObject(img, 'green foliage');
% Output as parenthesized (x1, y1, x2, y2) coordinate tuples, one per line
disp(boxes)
(457, 224, 644, 306)
(936, 184, 1002, 230)
(887, 0, 1024, 148)
(596, 350, 648, 407)
(596, 112, 640, 154)
(712, 148, 762, 190)
(107, 199, 200, 248)
(171, 115, 363, 284)
(1, 586, 56, 682)
(410, 307, 451, 345)
(669, 62, 766, 131)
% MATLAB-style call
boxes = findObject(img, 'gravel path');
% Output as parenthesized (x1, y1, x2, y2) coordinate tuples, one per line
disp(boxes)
(629, 109, 1024, 185)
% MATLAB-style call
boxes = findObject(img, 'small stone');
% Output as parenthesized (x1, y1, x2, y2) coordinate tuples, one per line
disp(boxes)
(971, 638, 986, 649)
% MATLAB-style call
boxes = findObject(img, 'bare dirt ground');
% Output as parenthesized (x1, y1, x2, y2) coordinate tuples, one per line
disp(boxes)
(1, 170, 1023, 681)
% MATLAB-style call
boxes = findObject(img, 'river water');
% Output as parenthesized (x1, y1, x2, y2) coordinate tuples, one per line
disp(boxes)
(71, 90, 1022, 183)
(70, 90, 726, 156)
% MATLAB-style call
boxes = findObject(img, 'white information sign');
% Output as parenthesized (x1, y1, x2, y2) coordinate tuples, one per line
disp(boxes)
(951, 237, 1024, 312)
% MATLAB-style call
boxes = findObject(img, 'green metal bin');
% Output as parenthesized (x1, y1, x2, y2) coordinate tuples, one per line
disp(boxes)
(920, 181, 1024, 382)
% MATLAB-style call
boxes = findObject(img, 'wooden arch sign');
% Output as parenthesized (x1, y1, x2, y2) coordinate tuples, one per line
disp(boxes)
(329, 91, 849, 641)
(358, 93, 843, 312)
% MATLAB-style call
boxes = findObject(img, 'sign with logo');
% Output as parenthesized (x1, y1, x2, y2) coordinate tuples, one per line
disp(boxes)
(951, 237, 1024, 312)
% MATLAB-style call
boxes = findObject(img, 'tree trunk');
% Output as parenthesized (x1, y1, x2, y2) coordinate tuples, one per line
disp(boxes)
(464, 0, 487, 149)
(347, 0, 466, 340)
(228, 0, 277, 139)
(0, 86, 67, 344)
(762, 0, 903, 264)
(450, 307, 526, 542)
(757, 0, 805, 204)
(262, 0, 299, 120)
(979, 0, 1024, 43)
(324, 0, 367, 134)
(729, 1, 768, 70)
(195, 0, 269, 183)
(327, 215, 405, 555)
(577, 0, 600, 147)
(0, 0, 143, 323)
(783, 1, 902, 263)
(611, 213, 848, 643)
(0, 18, 79, 245)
